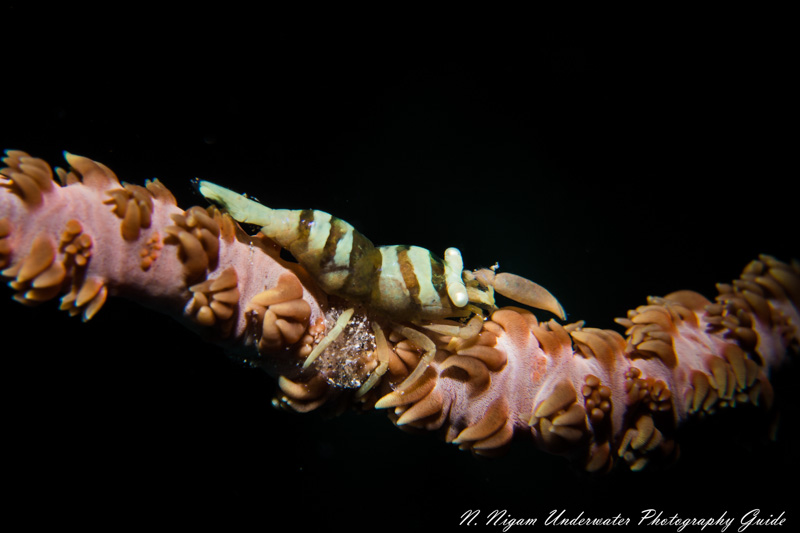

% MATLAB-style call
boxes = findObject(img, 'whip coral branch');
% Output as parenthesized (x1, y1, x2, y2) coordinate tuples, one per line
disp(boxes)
(2, 150, 798, 476)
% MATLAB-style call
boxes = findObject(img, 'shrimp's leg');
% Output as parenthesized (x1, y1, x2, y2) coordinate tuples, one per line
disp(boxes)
(355, 322, 392, 398)
(419, 315, 484, 341)
(303, 307, 355, 369)
(393, 324, 438, 391)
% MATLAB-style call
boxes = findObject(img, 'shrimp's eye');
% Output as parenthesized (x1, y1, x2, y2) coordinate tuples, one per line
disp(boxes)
(444, 247, 468, 307)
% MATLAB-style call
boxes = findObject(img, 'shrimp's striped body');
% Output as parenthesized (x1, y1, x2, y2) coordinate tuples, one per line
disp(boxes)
(198, 181, 481, 321)
(281, 210, 466, 320)
(197, 179, 565, 390)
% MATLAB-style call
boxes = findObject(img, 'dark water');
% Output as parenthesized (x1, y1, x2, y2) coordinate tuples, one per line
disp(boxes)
(2, 11, 797, 531)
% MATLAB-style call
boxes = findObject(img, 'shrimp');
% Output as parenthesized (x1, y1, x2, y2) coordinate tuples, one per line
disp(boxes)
(197, 180, 565, 390)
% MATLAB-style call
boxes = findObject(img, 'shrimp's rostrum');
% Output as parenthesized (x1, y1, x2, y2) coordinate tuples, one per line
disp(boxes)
(197, 180, 566, 389)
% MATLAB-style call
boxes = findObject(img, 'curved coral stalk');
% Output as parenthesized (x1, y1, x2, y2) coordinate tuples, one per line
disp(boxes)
(1, 151, 326, 381)
(406, 269, 800, 472)
(2, 151, 798, 475)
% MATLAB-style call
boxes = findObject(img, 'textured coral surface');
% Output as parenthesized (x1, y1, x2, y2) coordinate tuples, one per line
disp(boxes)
(5, 149, 798, 467)
(3, 15, 797, 531)
(3, 149, 798, 529)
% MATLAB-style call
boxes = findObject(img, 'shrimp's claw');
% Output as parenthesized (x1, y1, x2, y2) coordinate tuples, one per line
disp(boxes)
(493, 272, 566, 320)
(470, 268, 566, 320)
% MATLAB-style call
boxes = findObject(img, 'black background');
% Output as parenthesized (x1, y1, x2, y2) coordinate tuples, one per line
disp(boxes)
(2, 7, 797, 531)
